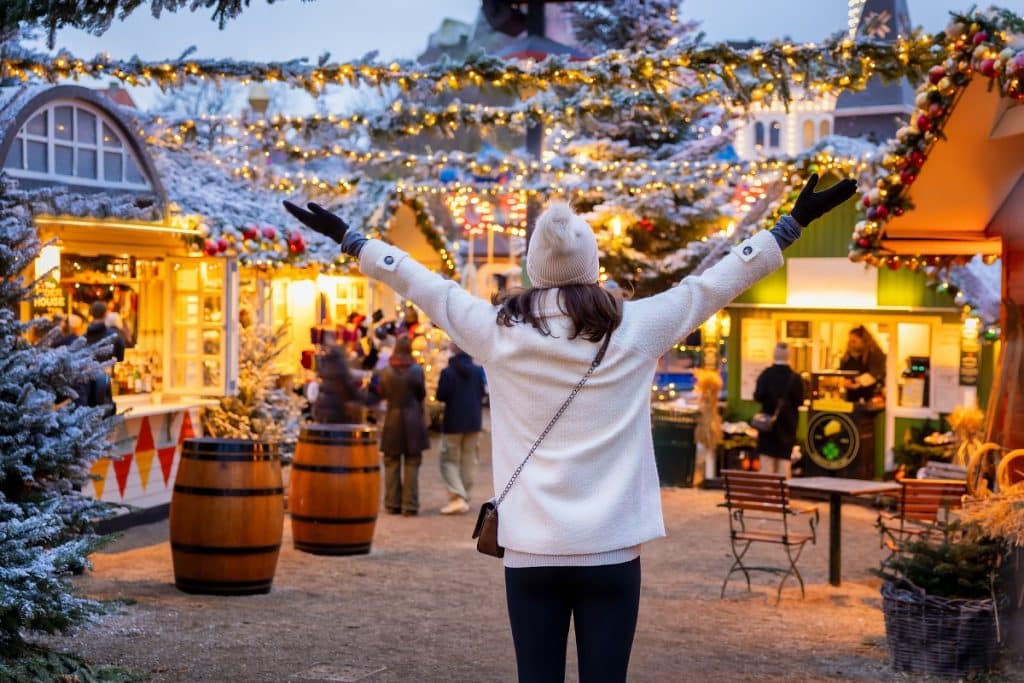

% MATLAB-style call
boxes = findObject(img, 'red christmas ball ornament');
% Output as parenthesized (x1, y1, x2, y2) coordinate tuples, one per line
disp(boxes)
(857, 238, 871, 249)
(893, 206, 905, 217)
(927, 103, 944, 119)
(887, 258, 901, 270)
(980, 59, 997, 78)
(261, 226, 277, 240)
(203, 239, 219, 256)
(1011, 53, 1024, 77)
(874, 205, 889, 220)
(862, 194, 872, 207)
(916, 115, 932, 132)
(242, 225, 259, 240)
(928, 65, 946, 84)
(900, 170, 917, 185)
(909, 150, 927, 167)
(972, 30, 989, 46)
(638, 218, 654, 232)
(216, 237, 229, 253)
(288, 234, 306, 254)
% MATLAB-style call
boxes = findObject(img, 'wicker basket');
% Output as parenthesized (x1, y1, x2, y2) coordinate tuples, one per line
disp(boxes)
(882, 579, 1003, 677)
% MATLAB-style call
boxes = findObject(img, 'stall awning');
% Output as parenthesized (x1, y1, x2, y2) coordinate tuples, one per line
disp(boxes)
(879, 77, 1024, 256)
(33, 215, 198, 258)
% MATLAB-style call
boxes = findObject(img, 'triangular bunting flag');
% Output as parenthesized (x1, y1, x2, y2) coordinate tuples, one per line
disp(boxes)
(136, 450, 155, 492)
(136, 416, 155, 452)
(112, 453, 133, 499)
(158, 446, 177, 487)
(89, 458, 110, 501)
(178, 411, 196, 444)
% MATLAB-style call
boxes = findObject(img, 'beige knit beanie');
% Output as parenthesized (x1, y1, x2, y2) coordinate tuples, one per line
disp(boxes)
(526, 202, 600, 289)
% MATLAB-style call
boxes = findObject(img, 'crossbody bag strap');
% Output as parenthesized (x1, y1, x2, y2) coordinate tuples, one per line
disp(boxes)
(493, 332, 612, 509)
(772, 371, 799, 418)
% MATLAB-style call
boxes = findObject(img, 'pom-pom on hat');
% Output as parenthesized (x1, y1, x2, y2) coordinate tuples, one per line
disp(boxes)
(526, 201, 600, 289)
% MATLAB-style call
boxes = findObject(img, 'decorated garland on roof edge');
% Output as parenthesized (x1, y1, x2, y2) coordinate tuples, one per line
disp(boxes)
(850, 8, 1024, 272)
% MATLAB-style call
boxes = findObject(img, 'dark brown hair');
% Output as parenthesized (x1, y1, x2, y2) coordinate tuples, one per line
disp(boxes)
(493, 284, 624, 342)
(845, 325, 882, 358)
(391, 336, 415, 365)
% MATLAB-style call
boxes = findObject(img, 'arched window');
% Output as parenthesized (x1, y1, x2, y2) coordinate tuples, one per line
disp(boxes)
(768, 120, 782, 149)
(3, 100, 151, 190)
(753, 121, 765, 148)
(819, 119, 831, 139)
(802, 120, 815, 149)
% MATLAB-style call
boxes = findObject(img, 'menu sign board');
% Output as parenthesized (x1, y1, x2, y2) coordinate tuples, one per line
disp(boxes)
(32, 280, 66, 316)
(785, 320, 811, 339)
(959, 330, 980, 386)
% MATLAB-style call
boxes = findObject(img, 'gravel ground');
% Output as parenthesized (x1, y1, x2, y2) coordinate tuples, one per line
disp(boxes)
(43, 431, 1022, 682)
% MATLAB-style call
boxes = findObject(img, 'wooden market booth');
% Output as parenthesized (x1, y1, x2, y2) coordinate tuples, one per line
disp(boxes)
(723, 197, 995, 479)
(1, 85, 239, 522)
(873, 76, 1024, 451)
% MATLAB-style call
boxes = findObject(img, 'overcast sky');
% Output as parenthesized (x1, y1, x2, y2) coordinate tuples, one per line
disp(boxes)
(30, 0, 1021, 109)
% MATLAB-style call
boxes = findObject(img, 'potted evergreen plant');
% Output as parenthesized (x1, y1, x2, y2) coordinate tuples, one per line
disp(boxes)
(878, 524, 1006, 677)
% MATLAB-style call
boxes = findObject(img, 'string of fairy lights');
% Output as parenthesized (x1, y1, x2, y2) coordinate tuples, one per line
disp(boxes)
(3, 31, 942, 102)
(8, 6, 1018, 307)
(146, 89, 703, 149)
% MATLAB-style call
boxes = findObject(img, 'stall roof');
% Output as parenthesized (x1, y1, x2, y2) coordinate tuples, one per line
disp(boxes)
(879, 77, 1024, 256)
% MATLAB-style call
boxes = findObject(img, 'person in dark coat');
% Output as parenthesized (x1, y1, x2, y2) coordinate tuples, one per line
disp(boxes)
(371, 336, 429, 515)
(83, 300, 125, 363)
(435, 343, 487, 515)
(312, 328, 366, 424)
(51, 313, 78, 347)
(753, 342, 804, 477)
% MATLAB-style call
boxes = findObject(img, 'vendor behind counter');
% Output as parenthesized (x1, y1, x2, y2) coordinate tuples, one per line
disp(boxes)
(839, 325, 886, 403)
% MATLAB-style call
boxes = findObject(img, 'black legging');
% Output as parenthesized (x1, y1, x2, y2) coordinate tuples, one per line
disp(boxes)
(504, 558, 641, 683)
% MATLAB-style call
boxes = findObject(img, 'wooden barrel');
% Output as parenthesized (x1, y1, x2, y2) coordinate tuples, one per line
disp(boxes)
(290, 424, 380, 555)
(170, 438, 284, 595)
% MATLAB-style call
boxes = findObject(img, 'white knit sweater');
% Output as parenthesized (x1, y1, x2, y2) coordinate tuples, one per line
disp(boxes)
(359, 229, 784, 566)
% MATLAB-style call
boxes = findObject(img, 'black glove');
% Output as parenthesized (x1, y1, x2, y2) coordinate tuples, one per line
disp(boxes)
(283, 201, 367, 257)
(790, 174, 858, 227)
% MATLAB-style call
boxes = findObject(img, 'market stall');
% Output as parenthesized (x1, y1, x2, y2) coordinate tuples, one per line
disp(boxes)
(0, 85, 242, 521)
(723, 198, 994, 478)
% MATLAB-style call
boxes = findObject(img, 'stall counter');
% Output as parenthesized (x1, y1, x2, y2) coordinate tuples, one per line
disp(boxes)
(84, 397, 219, 520)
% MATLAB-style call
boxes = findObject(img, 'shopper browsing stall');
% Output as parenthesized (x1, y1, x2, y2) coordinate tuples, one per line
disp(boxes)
(753, 342, 804, 477)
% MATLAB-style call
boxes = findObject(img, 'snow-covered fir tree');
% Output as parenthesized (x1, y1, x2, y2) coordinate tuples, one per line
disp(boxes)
(558, 1, 742, 295)
(0, 175, 116, 649)
(566, 0, 698, 53)
(201, 321, 304, 458)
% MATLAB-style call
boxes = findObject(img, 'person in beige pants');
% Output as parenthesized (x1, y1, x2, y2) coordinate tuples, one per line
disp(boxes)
(435, 343, 487, 514)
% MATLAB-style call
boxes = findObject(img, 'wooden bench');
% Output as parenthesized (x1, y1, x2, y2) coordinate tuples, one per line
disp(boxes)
(720, 470, 819, 604)
(878, 478, 967, 554)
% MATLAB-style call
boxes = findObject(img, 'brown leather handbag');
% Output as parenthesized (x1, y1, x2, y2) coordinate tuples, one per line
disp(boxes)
(472, 333, 611, 558)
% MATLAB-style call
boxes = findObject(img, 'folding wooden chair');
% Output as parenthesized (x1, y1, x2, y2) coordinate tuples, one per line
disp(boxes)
(720, 470, 819, 604)
(877, 478, 967, 554)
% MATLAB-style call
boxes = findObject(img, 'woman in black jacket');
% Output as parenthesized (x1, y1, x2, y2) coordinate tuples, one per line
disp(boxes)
(753, 342, 804, 477)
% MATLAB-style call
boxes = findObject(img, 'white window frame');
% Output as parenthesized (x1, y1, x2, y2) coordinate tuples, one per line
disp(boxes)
(163, 257, 239, 397)
(802, 119, 816, 149)
(3, 99, 152, 191)
(767, 119, 783, 149)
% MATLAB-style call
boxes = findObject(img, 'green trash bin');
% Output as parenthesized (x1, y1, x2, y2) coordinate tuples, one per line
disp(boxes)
(651, 407, 698, 487)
